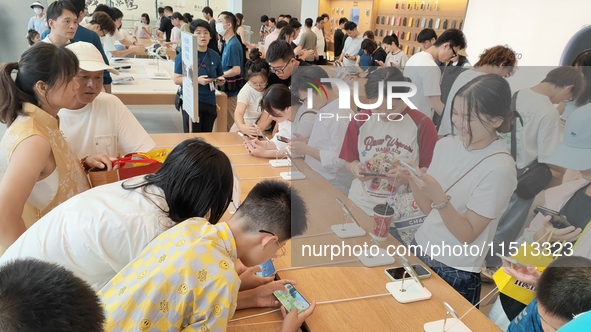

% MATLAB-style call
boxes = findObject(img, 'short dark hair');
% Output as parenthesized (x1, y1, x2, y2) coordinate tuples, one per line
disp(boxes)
(157, 7, 164, 14)
(93, 4, 111, 17)
(365, 67, 410, 100)
(164, 6, 173, 13)
(122, 138, 233, 225)
(202, 6, 213, 17)
(278, 14, 285, 19)
(26, 29, 39, 46)
(261, 84, 292, 117)
(417, 28, 437, 43)
(344, 21, 357, 31)
(0, 259, 105, 331)
(0, 43, 79, 126)
(433, 28, 466, 49)
(183, 13, 193, 23)
(537, 256, 591, 322)
(541, 66, 585, 101)
(304, 18, 313, 28)
(572, 49, 591, 106)
(290, 20, 302, 30)
(316, 16, 324, 24)
(362, 30, 374, 40)
(90, 11, 116, 36)
(338, 17, 348, 25)
(109, 6, 123, 20)
(321, 13, 329, 19)
(172, 12, 186, 23)
(278, 26, 295, 42)
(361, 39, 377, 54)
(269, 17, 276, 24)
(219, 11, 237, 32)
(450, 74, 513, 141)
(383, 34, 400, 47)
(189, 19, 210, 34)
(266, 40, 294, 63)
(235, 180, 308, 242)
(260, 15, 269, 23)
(276, 20, 288, 30)
(66, 0, 86, 15)
(290, 65, 331, 93)
(285, 14, 292, 20)
(46, 0, 78, 22)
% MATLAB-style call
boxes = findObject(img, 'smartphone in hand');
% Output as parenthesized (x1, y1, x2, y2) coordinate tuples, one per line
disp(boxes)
(398, 160, 418, 175)
(534, 206, 572, 229)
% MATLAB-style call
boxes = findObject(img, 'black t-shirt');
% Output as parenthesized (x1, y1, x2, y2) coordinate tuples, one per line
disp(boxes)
(334, 29, 345, 57)
(559, 184, 591, 229)
(268, 60, 311, 106)
(370, 47, 388, 66)
(159, 17, 174, 42)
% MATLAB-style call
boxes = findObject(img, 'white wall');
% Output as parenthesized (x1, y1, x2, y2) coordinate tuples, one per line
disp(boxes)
(300, 0, 319, 23)
(463, 0, 591, 66)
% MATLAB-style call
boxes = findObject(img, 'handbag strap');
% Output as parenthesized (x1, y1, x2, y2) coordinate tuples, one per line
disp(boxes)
(444, 151, 511, 193)
(510, 91, 524, 160)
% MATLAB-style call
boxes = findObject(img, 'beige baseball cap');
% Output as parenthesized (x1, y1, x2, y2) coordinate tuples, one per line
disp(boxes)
(66, 42, 119, 75)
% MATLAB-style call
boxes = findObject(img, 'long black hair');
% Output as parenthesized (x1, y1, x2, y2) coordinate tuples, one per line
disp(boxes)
(122, 138, 233, 225)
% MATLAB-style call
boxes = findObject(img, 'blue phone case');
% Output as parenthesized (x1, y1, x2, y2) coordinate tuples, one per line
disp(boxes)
(256, 259, 276, 277)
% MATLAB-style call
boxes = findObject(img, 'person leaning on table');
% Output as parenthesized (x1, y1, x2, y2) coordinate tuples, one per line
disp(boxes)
(0, 43, 112, 252)
(98, 180, 316, 332)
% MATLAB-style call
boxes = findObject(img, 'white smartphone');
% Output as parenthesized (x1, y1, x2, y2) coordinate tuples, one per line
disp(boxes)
(398, 160, 418, 175)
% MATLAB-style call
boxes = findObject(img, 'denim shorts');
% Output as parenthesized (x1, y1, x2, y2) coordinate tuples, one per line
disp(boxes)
(411, 240, 482, 307)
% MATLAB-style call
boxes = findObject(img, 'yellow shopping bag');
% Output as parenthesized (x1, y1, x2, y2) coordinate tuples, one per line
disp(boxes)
(493, 229, 557, 305)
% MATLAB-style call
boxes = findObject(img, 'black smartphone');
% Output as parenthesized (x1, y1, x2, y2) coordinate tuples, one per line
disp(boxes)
(534, 206, 572, 229)
(385, 264, 431, 281)
(277, 135, 291, 143)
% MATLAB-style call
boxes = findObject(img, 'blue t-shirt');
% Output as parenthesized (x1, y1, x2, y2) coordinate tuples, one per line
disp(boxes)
(507, 299, 543, 332)
(358, 49, 372, 70)
(221, 35, 244, 97)
(174, 49, 223, 106)
(41, 26, 112, 85)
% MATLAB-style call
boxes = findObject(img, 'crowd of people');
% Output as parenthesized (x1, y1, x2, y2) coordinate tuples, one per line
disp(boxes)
(3, 1, 591, 331)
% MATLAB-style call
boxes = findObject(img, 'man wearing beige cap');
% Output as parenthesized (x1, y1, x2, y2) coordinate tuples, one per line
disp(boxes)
(60, 42, 155, 159)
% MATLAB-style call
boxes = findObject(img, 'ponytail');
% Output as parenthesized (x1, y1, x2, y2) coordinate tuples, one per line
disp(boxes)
(0, 62, 30, 126)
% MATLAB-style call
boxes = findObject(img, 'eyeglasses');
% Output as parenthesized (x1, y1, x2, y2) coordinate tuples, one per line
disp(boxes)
(270, 57, 294, 75)
(259, 230, 287, 258)
(450, 45, 458, 58)
(249, 81, 268, 89)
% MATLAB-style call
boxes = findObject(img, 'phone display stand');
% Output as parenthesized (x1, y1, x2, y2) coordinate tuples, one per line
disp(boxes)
(280, 171, 306, 180)
(424, 302, 471, 332)
(356, 248, 395, 267)
(269, 159, 291, 167)
(331, 223, 366, 238)
(386, 280, 432, 303)
(356, 235, 395, 267)
(423, 319, 471, 332)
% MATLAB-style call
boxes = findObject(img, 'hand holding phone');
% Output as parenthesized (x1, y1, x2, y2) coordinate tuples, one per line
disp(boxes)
(273, 284, 311, 314)
(256, 259, 276, 277)
(534, 206, 572, 229)
(398, 159, 418, 176)
(277, 135, 291, 143)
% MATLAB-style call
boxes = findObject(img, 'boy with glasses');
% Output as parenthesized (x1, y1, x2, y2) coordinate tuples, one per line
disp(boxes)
(98, 180, 315, 331)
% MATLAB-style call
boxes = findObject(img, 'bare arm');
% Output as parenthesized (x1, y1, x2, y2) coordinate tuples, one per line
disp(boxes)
(256, 112, 273, 132)
(428, 96, 445, 116)
(224, 65, 241, 78)
(0, 136, 52, 248)
(108, 46, 146, 58)
(173, 73, 183, 86)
